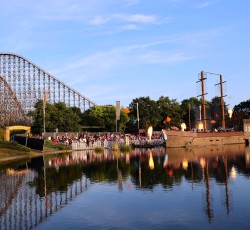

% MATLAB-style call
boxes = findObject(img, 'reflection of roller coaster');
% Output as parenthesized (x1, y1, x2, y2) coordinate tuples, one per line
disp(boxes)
(0, 166, 90, 229)
(0, 53, 96, 126)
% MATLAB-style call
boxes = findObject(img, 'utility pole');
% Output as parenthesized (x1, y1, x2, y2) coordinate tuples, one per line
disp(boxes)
(188, 101, 191, 131)
(43, 91, 48, 139)
(136, 103, 140, 136)
(197, 71, 227, 130)
(201, 71, 207, 131)
(196, 71, 207, 131)
(219, 75, 226, 129)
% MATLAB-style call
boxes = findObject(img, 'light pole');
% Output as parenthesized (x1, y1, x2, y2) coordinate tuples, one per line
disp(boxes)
(116, 101, 120, 133)
(136, 103, 139, 131)
(43, 92, 48, 139)
(188, 101, 191, 131)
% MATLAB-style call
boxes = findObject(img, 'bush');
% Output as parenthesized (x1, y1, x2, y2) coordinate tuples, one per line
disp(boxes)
(94, 146, 104, 153)
(112, 142, 119, 151)
(44, 140, 71, 150)
(120, 144, 131, 153)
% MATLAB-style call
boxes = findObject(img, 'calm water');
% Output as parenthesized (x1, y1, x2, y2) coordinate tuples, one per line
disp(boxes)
(1, 144, 250, 230)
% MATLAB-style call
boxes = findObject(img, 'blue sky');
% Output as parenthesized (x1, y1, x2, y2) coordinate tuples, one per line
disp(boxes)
(1, 0, 249, 108)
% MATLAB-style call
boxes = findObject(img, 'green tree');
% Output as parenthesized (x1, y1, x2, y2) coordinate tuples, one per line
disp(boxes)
(180, 97, 200, 130)
(233, 99, 250, 117)
(54, 102, 81, 132)
(128, 97, 160, 131)
(30, 100, 81, 134)
(82, 105, 129, 132)
(158, 96, 184, 129)
(233, 99, 250, 130)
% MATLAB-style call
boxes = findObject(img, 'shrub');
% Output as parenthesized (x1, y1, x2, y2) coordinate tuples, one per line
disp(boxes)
(112, 142, 119, 151)
(94, 146, 104, 153)
(120, 144, 131, 153)
(44, 140, 71, 150)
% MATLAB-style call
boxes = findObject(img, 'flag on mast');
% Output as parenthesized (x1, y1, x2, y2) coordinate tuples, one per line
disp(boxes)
(116, 101, 120, 120)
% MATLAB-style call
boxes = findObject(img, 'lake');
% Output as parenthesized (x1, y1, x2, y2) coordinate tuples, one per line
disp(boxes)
(1, 144, 250, 229)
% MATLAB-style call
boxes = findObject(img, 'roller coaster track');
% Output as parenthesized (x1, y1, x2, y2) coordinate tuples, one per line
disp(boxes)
(0, 76, 29, 126)
(0, 53, 96, 126)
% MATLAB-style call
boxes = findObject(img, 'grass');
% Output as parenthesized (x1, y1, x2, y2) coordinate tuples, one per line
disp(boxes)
(44, 140, 71, 150)
(0, 140, 31, 152)
(0, 148, 28, 158)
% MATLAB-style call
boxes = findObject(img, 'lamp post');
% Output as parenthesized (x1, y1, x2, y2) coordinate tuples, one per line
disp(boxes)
(135, 103, 140, 136)
(116, 101, 120, 133)
(43, 92, 48, 139)
(188, 101, 191, 131)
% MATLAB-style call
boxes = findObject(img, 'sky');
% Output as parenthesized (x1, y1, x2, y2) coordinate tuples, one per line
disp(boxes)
(1, 0, 249, 108)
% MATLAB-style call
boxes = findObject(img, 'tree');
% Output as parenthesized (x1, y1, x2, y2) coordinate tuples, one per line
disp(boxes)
(30, 100, 81, 134)
(128, 97, 161, 132)
(233, 99, 250, 117)
(157, 96, 183, 129)
(180, 97, 200, 130)
(233, 99, 250, 130)
(82, 105, 129, 132)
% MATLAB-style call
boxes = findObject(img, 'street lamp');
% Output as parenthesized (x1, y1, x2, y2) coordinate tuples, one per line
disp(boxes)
(134, 103, 139, 136)
(136, 103, 139, 130)
(43, 91, 48, 139)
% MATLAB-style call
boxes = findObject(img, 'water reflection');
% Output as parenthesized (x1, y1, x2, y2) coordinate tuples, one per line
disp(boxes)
(1, 144, 250, 229)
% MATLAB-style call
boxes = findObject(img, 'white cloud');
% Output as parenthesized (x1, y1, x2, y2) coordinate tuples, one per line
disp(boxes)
(90, 16, 110, 25)
(196, 0, 218, 9)
(89, 13, 163, 27)
(138, 51, 194, 64)
(120, 24, 140, 30)
(51, 29, 221, 79)
(118, 14, 158, 24)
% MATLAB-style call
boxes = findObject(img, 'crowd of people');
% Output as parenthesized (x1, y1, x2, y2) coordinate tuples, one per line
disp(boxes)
(47, 131, 164, 149)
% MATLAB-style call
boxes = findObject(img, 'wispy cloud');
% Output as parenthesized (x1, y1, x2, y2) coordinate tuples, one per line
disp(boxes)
(117, 14, 158, 24)
(196, 0, 218, 9)
(120, 24, 140, 30)
(138, 51, 194, 64)
(90, 16, 110, 25)
(51, 29, 220, 80)
(89, 13, 164, 26)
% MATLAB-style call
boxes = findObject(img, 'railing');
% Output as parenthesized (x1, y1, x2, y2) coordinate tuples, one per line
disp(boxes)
(71, 139, 165, 150)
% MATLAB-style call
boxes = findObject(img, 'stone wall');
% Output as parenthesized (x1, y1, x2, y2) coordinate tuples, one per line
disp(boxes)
(164, 130, 247, 148)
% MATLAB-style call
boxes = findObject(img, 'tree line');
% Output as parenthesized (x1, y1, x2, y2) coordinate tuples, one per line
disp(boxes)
(28, 97, 250, 134)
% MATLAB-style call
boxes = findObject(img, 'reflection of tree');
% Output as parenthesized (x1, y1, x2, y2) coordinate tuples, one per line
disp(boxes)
(83, 160, 130, 183)
(130, 155, 183, 189)
(29, 164, 85, 197)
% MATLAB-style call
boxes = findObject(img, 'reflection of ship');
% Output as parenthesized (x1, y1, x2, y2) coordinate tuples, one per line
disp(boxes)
(166, 144, 245, 167)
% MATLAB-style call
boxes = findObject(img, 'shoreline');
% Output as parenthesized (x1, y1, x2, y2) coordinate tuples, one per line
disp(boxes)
(0, 148, 74, 165)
